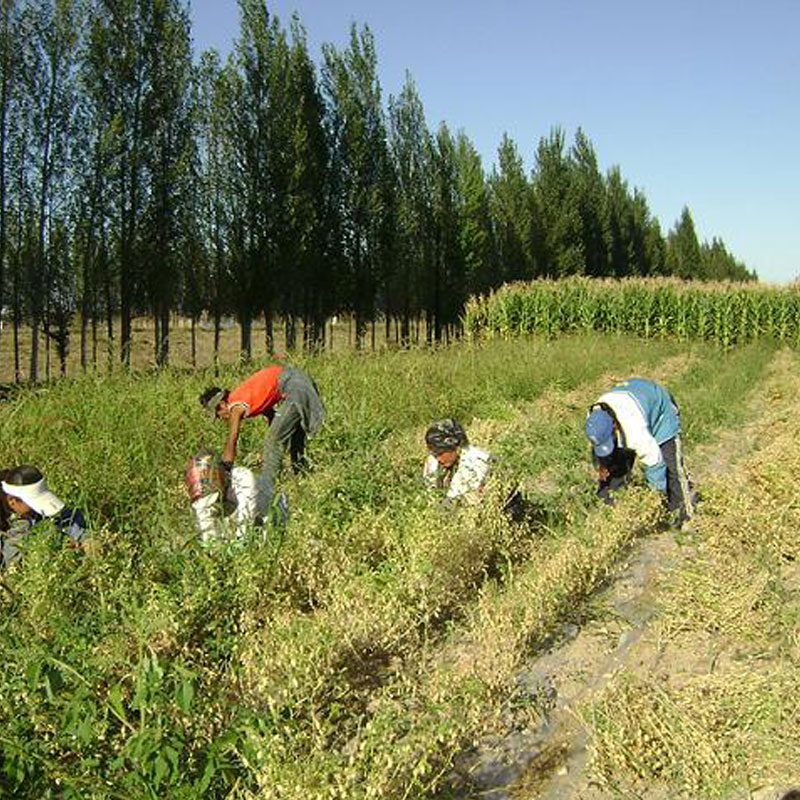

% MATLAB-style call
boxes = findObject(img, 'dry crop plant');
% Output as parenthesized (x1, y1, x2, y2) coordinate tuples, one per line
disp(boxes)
(0, 335, 779, 799)
(583, 350, 800, 798)
(464, 277, 800, 348)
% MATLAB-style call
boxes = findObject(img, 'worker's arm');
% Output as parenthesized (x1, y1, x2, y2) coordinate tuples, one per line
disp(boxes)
(222, 404, 247, 465)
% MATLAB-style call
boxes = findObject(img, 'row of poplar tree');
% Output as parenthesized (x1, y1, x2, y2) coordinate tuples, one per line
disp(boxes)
(0, 0, 754, 380)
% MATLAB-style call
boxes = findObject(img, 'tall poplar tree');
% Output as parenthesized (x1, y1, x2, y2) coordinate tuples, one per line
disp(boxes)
(570, 129, 607, 277)
(84, 0, 152, 367)
(322, 24, 393, 348)
(428, 122, 463, 342)
(666, 206, 702, 279)
(532, 127, 584, 276)
(141, 0, 193, 366)
(489, 133, 534, 282)
(230, 0, 276, 357)
(286, 16, 332, 350)
(0, 0, 21, 352)
(456, 131, 493, 296)
(388, 73, 431, 344)
(25, 0, 81, 380)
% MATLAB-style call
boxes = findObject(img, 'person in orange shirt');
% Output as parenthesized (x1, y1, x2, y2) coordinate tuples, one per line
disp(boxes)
(200, 364, 324, 510)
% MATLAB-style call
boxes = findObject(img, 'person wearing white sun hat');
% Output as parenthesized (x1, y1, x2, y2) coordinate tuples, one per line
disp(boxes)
(1, 465, 88, 568)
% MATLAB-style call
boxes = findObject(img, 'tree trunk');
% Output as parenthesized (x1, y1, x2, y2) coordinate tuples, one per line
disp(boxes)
(153, 312, 160, 366)
(29, 317, 39, 382)
(157, 304, 170, 367)
(92, 311, 98, 371)
(285, 314, 295, 351)
(240, 313, 252, 361)
(80, 307, 88, 374)
(264, 311, 274, 355)
(13, 310, 20, 382)
(213, 310, 221, 376)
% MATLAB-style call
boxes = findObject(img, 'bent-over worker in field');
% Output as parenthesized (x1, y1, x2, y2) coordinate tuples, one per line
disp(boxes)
(200, 363, 324, 510)
(1, 465, 88, 568)
(184, 448, 286, 543)
(423, 419, 492, 505)
(585, 377, 696, 528)
(423, 419, 544, 523)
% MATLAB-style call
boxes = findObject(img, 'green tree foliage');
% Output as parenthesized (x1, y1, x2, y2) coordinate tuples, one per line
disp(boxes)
(428, 122, 464, 342)
(489, 133, 533, 282)
(229, 0, 276, 358)
(387, 72, 431, 344)
(456, 131, 494, 295)
(1, 1, 757, 382)
(140, 0, 194, 366)
(666, 206, 703, 279)
(286, 15, 332, 350)
(569, 128, 607, 277)
(0, 0, 22, 351)
(322, 24, 394, 349)
(532, 128, 584, 277)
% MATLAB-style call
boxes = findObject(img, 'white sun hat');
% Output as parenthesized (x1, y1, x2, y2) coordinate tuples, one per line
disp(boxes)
(2, 477, 65, 517)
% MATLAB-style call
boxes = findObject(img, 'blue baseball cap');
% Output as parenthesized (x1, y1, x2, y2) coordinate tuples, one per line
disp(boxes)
(585, 409, 615, 458)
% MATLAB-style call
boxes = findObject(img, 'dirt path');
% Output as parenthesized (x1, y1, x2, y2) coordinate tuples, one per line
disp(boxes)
(451, 350, 798, 800)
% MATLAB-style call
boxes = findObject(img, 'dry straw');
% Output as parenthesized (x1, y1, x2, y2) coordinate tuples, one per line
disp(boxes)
(583, 350, 800, 797)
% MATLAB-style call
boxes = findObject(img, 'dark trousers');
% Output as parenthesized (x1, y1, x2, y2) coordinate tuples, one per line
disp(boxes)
(660, 435, 695, 523)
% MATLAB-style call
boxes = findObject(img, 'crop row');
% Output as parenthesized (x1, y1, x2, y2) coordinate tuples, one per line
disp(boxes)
(464, 277, 800, 346)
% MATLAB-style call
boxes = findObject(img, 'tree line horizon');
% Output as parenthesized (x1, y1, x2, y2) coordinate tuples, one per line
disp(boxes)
(0, 0, 755, 381)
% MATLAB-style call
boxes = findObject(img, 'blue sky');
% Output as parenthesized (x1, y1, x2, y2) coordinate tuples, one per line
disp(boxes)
(190, 0, 799, 283)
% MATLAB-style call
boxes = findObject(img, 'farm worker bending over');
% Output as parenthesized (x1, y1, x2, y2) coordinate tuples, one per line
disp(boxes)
(1, 465, 88, 569)
(200, 364, 324, 510)
(184, 448, 283, 543)
(423, 419, 492, 505)
(585, 378, 695, 527)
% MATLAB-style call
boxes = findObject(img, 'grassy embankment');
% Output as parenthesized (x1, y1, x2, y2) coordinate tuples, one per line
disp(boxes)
(0, 333, 777, 798)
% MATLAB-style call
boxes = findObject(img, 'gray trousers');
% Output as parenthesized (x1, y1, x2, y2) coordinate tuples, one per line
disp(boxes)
(259, 367, 323, 509)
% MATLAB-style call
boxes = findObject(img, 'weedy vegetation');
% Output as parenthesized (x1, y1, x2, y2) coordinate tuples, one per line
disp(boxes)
(0, 331, 789, 798)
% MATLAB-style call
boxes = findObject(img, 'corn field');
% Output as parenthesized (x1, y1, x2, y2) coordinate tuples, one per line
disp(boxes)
(464, 278, 800, 347)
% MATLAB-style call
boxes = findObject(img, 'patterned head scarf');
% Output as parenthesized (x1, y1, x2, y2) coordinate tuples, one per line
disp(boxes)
(184, 449, 227, 503)
(425, 419, 468, 454)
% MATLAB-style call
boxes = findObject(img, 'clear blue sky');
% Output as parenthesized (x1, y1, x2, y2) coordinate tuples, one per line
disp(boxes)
(189, 0, 799, 283)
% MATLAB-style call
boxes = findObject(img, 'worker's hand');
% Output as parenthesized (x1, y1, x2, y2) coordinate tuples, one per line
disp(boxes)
(597, 464, 610, 482)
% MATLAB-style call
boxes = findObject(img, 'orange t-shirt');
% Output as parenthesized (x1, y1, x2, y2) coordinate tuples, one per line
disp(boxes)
(228, 365, 284, 418)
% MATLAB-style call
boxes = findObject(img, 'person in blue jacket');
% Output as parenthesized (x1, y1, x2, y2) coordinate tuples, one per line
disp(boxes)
(585, 378, 696, 527)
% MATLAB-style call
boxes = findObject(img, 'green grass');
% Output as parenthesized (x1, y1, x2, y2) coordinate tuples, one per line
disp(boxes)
(0, 334, 779, 799)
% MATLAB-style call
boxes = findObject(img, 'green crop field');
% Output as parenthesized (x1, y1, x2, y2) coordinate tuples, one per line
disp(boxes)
(0, 330, 798, 799)
(465, 277, 800, 348)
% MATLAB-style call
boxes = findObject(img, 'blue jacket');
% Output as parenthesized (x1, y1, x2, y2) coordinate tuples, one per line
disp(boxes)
(595, 378, 681, 491)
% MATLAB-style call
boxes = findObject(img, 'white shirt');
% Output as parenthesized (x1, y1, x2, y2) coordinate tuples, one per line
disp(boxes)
(595, 390, 663, 469)
(191, 466, 266, 543)
(423, 445, 492, 504)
